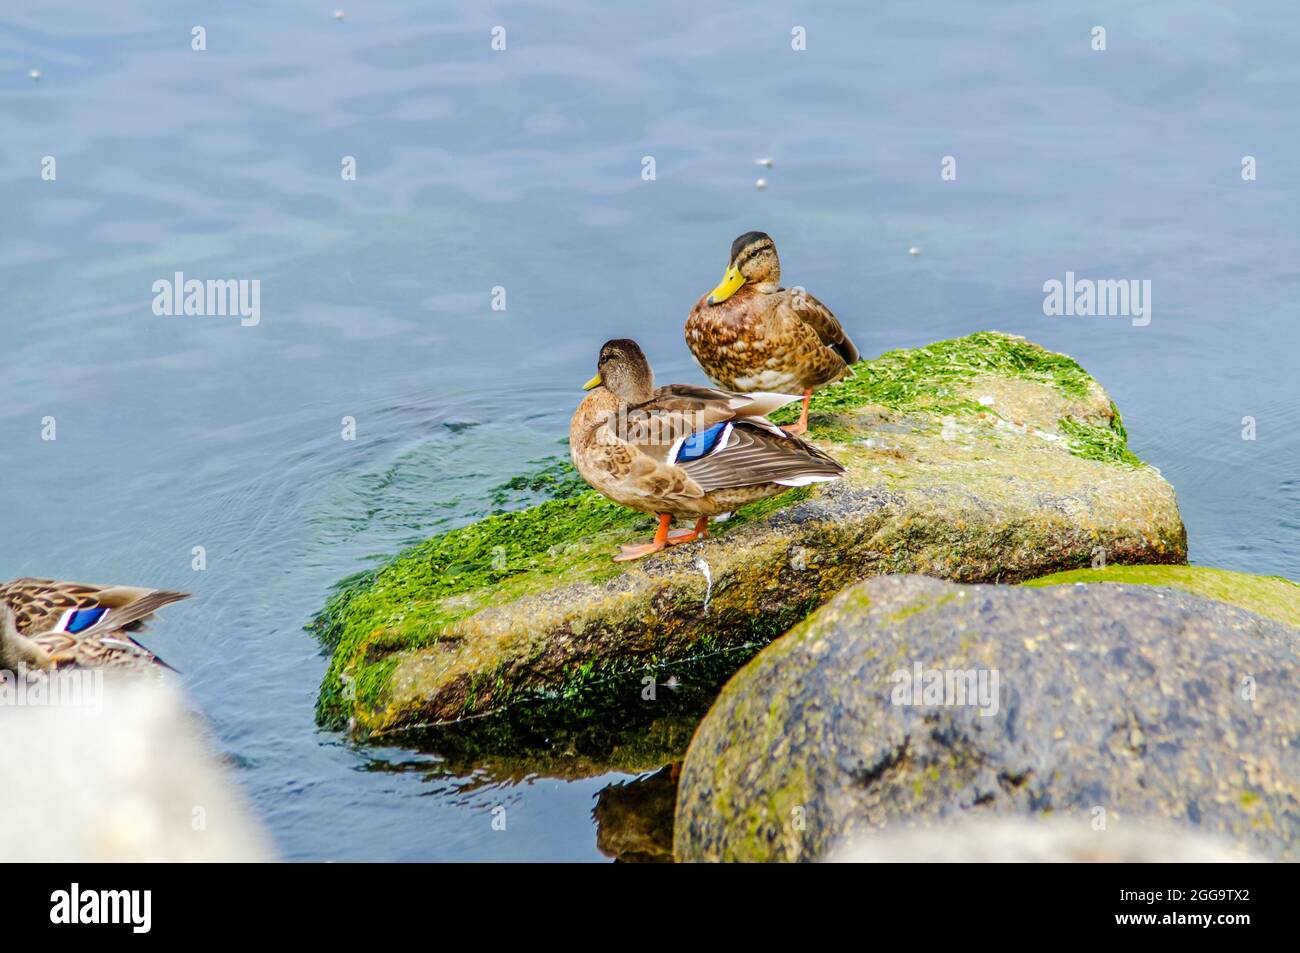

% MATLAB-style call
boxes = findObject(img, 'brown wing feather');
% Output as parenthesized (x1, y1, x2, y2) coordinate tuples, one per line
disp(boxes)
(620, 449, 707, 504)
(784, 290, 860, 365)
(644, 383, 748, 409)
(570, 396, 707, 510)
(678, 422, 844, 493)
(1, 578, 189, 673)
(627, 386, 804, 462)
(0, 578, 104, 635)
(628, 385, 755, 450)
(30, 627, 176, 672)
(72, 588, 191, 641)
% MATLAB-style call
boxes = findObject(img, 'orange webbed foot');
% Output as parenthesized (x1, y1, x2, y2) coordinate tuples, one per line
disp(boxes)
(614, 541, 668, 561)
(613, 513, 674, 562)
(665, 517, 709, 545)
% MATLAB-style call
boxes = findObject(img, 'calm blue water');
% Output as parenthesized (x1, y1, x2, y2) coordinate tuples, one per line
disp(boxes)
(2, 1, 1296, 860)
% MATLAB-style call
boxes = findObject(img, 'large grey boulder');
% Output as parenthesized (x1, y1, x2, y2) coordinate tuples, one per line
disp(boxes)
(674, 575, 1300, 862)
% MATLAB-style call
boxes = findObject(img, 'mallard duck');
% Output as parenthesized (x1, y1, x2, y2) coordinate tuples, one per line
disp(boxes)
(685, 231, 860, 435)
(570, 339, 845, 561)
(0, 578, 189, 674)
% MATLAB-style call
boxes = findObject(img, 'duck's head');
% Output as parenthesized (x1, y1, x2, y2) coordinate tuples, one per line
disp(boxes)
(583, 338, 655, 403)
(707, 231, 781, 304)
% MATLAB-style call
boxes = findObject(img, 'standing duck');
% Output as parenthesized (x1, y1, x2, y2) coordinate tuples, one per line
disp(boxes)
(571, 339, 845, 561)
(0, 577, 189, 674)
(685, 231, 860, 435)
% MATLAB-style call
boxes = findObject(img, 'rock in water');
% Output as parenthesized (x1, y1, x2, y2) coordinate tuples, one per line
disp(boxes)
(0, 678, 272, 861)
(313, 332, 1186, 738)
(674, 574, 1300, 862)
(593, 765, 678, 863)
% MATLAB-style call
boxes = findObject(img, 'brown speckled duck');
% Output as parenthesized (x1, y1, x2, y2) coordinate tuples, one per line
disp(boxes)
(685, 231, 860, 435)
(0, 578, 189, 674)
(570, 339, 845, 561)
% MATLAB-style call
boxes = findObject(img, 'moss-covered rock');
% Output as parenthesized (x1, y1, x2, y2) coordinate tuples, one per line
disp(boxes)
(674, 574, 1300, 862)
(314, 332, 1187, 737)
(1024, 564, 1300, 628)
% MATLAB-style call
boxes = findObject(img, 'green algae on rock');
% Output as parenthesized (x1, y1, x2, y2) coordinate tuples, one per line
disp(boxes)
(314, 332, 1187, 737)
(1023, 564, 1300, 628)
(674, 575, 1300, 862)
(352, 668, 721, 784)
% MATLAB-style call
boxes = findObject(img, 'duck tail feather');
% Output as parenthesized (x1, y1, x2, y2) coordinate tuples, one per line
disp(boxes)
(77, 589, 191, 641)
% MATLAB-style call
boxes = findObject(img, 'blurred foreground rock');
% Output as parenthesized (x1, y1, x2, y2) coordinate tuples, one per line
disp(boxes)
(0, 676, 272, 861)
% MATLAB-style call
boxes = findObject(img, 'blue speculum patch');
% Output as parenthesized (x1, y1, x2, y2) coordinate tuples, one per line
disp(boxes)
(674, 422, 728, 463)
(64, 606, 109, 633)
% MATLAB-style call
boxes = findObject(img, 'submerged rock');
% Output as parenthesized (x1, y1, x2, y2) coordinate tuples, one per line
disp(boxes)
(674, 574, 1300, 862)
(593, 765, 678, 863)
(314, 332, 1186, 738)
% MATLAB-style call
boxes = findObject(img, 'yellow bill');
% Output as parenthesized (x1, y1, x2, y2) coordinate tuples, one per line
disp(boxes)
(583, 374, 602, 390)
(706, 265, 745, 305)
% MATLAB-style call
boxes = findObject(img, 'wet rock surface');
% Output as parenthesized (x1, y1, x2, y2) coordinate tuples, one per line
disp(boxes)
(674, 575, 1300, 862)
